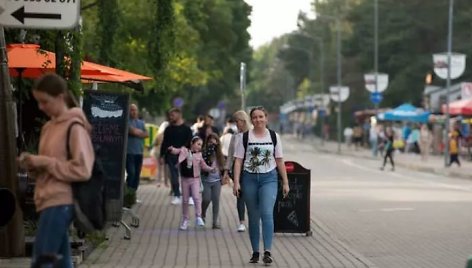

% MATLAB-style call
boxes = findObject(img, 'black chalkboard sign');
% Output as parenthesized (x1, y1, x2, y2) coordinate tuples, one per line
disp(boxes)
(274, 161, 312, 236)
(82, 90, 129, 222)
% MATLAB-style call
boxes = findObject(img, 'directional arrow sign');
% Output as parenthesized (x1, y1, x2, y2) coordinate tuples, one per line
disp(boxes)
(11, 7, 61, 24)
(0, 1, 80, 29)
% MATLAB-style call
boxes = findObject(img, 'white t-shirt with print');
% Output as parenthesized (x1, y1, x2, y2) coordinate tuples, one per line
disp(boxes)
(234, 129, 283, 173)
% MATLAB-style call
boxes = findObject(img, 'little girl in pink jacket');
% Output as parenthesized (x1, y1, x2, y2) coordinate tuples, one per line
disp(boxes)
(168, 136, 214, 230)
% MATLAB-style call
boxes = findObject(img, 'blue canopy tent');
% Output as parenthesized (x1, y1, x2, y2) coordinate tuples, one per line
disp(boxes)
(377, 104, 430, 123)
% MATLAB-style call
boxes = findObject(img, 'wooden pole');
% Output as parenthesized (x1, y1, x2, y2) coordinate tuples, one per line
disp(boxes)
(0, 27, 25, 257)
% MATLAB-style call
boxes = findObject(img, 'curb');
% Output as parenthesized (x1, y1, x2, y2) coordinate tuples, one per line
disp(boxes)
(314, 145, 472, 181)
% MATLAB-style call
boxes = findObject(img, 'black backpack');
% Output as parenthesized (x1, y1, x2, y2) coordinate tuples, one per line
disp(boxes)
(67, 122, 107, 234)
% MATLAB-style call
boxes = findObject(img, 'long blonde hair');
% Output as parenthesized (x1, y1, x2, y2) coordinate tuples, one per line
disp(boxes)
(232, 110, 251, 132)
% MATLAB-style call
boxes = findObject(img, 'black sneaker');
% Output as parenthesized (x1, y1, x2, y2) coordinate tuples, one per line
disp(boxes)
(249, 252, 259, 263)
(263, 251, 273, 265)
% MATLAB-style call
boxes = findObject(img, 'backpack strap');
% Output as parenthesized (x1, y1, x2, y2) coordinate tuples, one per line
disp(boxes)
(242, 129, 278, 159)
(66, 122, 85, 160)
(269, 129, 277, 148)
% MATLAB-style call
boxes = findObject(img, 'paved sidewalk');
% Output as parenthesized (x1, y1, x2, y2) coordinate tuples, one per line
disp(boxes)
(310, 137, 472, 180)
(0, 182, 375, 268)
(78, 183, 374, 268)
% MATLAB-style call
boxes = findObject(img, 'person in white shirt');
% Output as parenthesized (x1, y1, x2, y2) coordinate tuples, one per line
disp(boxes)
(220, 127, 234, 159)
(232, 106, 289, 265)
(223, 111, 250, 233)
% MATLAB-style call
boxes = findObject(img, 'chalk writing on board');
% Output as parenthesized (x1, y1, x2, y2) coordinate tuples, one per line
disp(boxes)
(287, 211, 299, 227)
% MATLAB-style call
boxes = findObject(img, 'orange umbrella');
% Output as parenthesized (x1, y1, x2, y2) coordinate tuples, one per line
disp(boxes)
(81, 61, 152, 83)
(7, 44, 107, 78)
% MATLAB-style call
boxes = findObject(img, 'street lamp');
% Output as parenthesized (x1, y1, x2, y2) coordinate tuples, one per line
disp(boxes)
(432, 0, 466, 167)
(240, 62, 246, 111)
(365, 0, 389, 112)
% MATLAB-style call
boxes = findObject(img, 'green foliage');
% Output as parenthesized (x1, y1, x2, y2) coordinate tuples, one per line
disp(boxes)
(248, 0, 472, 127)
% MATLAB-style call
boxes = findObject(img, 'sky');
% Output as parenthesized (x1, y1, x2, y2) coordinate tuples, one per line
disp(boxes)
(244, 0, 314, 49)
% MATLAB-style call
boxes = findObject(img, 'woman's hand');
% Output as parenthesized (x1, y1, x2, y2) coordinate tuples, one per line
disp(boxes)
(18, 152, 37, 171)
(233, 181, 241, 197)
(282, 182, 290, 199)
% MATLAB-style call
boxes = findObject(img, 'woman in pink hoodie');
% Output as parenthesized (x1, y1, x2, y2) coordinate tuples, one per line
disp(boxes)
(168, 136, 214, 230)
(18, 73, 94, 268)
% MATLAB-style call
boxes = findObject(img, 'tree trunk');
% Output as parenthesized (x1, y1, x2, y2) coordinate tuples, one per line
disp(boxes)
(0, 27, 25, 258)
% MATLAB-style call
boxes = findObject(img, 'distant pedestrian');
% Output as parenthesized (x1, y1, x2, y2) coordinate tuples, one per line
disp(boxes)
(168, 136, 214, 230)
(380, 128, 395, 171)
(19, 73, 95, 268)
(447, 131, 461, 167)
(191, 115, 205, 136)
(233, 106, 289, 265)
(369, 125, 379, 157)
(223, 110, 251, 232)
(201, 133, 226, 229)
(153, 120, 170, 187)
(198, 114, 220, 142)
(419, 124, 432, 161)
(220, 126, 234, 160)
(352, 125, 363, 150)
(160, 108, 193, 205)
(343, 127, 353, 147)
(126, 104, 149, 205)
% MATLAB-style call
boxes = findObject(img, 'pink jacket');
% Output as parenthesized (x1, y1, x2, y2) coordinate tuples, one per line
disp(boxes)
(33, 108, 95, 212)
(169, 147, 213, 178)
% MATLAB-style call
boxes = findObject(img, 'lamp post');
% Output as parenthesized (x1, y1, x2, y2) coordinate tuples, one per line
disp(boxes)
(432, 0, 466, 167)
(240, 62, 246, 111)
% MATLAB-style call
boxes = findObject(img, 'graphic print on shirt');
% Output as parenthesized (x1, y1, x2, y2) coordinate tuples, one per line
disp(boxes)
(247, 142, 274, 173)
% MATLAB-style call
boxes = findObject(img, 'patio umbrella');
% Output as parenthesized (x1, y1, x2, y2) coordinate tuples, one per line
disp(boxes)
(7, 44, 106, 78)
(377, 103, 430, 123)
(81, 61, 152, 92)
(442, 98, 472, 115)
(6, 43, 109, 150)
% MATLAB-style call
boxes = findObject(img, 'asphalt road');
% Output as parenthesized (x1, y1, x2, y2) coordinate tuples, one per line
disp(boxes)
(284, 138, 472, 268)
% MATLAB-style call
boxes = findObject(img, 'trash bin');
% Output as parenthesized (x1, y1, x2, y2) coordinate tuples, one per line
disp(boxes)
(273, 161, 312, 236)
(0, 187, 16, 228)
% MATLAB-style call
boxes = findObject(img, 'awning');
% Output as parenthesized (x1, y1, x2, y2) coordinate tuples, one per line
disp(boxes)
(442, 98, 472, 115)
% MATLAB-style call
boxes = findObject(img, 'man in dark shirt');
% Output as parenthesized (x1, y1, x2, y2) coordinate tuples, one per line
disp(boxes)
(160, 108, 193, 205)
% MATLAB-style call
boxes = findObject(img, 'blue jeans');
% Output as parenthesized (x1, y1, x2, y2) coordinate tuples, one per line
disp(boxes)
(166, 154, 181, 197)
(32, 205, 74, 268)
(126, 154, 143, 190)
(241, 169, 278, 252)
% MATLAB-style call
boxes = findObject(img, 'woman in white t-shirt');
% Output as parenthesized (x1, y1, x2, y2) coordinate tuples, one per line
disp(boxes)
(232, 106, 289, 265)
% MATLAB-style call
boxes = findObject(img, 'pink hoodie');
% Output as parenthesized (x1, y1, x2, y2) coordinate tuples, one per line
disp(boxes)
(33, 107, 95, 212)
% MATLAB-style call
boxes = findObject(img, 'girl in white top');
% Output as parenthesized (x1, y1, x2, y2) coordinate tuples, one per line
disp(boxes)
(232, 106, 289, 265)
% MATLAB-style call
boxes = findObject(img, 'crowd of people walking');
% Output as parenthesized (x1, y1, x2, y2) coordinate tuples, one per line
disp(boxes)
(152, 106, 289, 265)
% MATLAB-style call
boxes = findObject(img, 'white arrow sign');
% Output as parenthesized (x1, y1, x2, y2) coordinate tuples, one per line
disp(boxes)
(433, 53, 466, 80)
(364, 73, 389, 93)
(329, 86, 350, 103)
(0, 1, 80, 29)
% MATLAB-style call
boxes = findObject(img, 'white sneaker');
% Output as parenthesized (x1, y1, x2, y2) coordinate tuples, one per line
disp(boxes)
(171, 197, 181, 205)
(237, 223, 246, 232)
(189, 197, 194, 206)
(196, 217, 205, 227)
(179, 219, 189, 230)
